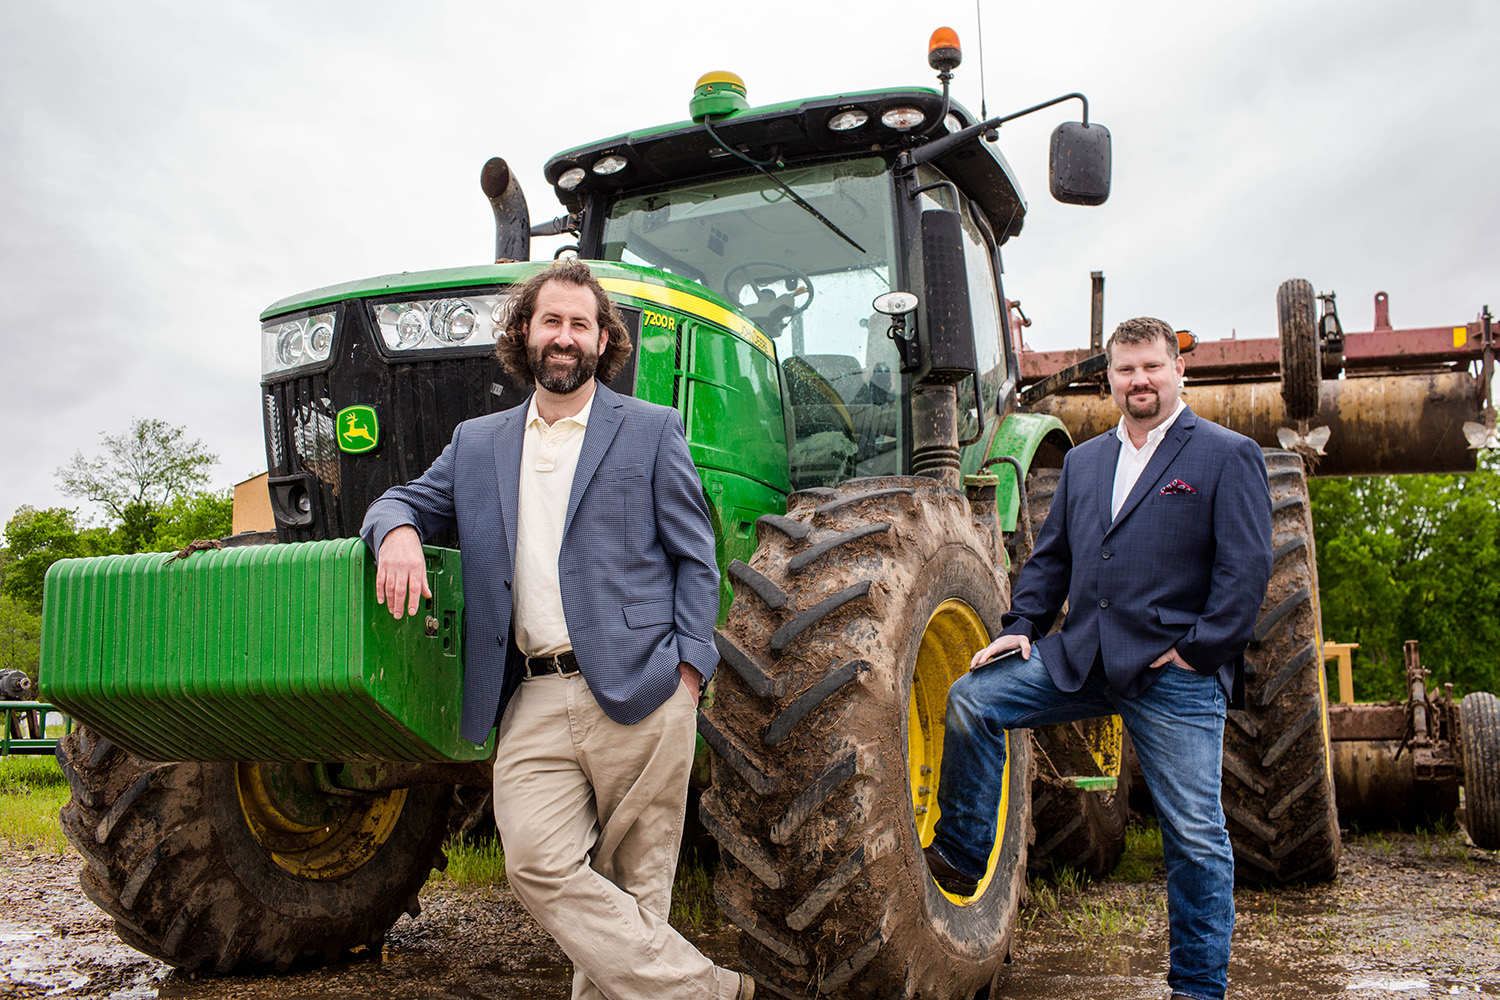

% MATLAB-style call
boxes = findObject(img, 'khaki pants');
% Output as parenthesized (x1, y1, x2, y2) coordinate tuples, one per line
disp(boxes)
(494, 672, 740, 1000)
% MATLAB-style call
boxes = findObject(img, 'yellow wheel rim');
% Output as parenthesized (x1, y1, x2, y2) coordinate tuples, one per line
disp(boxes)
(236, 763, 408, 879)
(1080, 715, 1125, 779)
(909, 598, 1011, 905)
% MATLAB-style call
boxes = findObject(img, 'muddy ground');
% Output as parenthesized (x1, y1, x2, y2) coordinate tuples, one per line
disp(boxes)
(2, 829, 1497, 999)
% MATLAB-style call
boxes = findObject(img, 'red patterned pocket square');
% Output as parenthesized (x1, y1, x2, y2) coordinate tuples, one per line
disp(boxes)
(1160, 479, 1197, 495)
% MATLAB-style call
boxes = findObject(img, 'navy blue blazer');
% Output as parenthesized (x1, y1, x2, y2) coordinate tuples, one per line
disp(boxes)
(361, 382, 721, 745)
(1003, 406, 1272, 704)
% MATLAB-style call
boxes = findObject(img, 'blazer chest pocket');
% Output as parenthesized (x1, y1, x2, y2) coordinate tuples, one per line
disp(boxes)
(600, 461, 649, 480)
(623, 600, 674, 629)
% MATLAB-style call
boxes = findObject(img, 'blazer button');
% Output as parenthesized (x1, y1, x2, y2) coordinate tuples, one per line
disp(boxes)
(1099, 598, 1110, 608)
(1101, 549, 1112, 560)
(504, 579, 512, 590)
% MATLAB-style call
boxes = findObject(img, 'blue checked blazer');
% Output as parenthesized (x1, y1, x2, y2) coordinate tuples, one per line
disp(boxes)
(1003, 406, 1272, 705)
(361, 382, 721, 745)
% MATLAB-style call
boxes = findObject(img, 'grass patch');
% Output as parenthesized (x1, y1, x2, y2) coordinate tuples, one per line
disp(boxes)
(1061, 897, 1151, 938)
(0, 753, 71, 854)
(670, 849, 722, 934)
(1109, 819, 1163, 883)
(439, 834, 508, 887)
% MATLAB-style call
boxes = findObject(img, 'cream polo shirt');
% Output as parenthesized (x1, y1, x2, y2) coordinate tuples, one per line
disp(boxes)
(1111, 398, 1186, 520)
(512, 389, 595, 657)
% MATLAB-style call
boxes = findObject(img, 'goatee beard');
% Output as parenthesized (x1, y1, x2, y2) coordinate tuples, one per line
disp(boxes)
(530, 345, 599, 395)
(1126, 391, 1159, 419)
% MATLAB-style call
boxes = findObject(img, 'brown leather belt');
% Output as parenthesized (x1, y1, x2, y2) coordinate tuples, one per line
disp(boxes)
(524, 651, 580, 677)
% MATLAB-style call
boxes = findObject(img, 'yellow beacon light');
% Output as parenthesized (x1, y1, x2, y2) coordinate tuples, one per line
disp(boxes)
(690, 70, 749, 121)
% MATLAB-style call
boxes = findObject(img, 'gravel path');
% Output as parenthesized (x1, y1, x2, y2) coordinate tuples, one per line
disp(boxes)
(2, 829, 1496, 999)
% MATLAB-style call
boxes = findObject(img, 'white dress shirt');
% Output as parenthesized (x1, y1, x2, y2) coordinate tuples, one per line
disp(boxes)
(1111, 399, 1186, 520)
(513, 391, 595, 656)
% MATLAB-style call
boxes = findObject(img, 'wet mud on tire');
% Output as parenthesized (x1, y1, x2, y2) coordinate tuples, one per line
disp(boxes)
(1221, 450, 1341, 885)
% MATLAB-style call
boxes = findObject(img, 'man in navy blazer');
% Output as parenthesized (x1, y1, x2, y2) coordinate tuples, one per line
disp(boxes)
(926, 318, 1272, 1000)
(361, 261, 749, 1000)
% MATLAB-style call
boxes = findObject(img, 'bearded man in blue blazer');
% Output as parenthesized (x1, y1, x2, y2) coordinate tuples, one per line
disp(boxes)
(362, 261, 752, 1000)
(926, 317, 1273, 1000)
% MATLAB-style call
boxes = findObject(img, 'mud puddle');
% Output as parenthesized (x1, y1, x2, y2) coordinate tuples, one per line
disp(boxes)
(3, 831, 1497, 998)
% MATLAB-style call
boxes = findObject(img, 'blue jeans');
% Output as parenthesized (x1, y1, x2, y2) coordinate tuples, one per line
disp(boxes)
(930, 646, 1233, 1000)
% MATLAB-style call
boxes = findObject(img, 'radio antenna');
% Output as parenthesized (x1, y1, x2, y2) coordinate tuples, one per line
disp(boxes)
(975, 0, 989, 120)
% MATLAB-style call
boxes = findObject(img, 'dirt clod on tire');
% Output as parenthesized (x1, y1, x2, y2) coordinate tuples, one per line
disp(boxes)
(703, 476, 1031, 1000)
(57, 727, 452, 973)
(1221, 450, 1341, 884)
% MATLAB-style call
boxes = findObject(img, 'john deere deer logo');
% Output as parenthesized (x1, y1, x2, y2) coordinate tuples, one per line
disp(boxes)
(336, 405, 380, 454)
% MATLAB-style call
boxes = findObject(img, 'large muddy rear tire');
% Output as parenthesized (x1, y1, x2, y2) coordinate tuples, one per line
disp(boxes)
(57, 727, 451, 972)
(1460, 692, 1500, 849)
(1010, 467, 1132, 878)
(1277, 278, 1322, 421)
(1221, 450, 1341, 884)
(702, 477, 1030, 1000)
(1029, 721, 1133, 878)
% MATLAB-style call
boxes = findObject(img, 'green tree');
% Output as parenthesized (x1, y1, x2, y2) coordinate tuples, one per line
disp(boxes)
(155, 490, 234, 551)
(1311, 450, 1500, 700)
(0, 507, 116, 613)
(0, 594, 41, 682)
(55, 417, 218, 553)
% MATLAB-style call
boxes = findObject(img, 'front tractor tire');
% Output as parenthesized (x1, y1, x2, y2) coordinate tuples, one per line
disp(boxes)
(57, 727, 452, 972)
(1221, 450, 1341, 884)
(702, 477, 1031, 1000)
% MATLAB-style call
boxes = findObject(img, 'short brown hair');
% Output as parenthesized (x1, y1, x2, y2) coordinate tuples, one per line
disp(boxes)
(495, 260, 634, 385)
(1105, 316, 1178, 363)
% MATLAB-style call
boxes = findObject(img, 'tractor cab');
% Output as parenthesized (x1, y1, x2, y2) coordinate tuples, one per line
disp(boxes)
(533, 64, 1108, 489)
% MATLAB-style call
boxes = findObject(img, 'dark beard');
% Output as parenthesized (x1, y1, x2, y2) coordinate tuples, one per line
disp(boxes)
(529, 343, 599, 395)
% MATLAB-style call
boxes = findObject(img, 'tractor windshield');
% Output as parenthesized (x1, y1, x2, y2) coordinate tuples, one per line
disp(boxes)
(601, 158, 902, 488)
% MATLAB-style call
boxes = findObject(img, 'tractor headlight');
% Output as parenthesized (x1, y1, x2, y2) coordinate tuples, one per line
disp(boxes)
(371, 292, 511, 353)
(881, 106, 926, 131)
(262, 310, 336, 375)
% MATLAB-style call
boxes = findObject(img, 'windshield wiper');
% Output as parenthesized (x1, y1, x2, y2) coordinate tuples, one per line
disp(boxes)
(703, 118, 866, 255)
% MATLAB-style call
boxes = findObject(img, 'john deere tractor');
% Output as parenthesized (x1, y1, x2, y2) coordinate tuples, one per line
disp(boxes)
(41, 30, 1139, 998)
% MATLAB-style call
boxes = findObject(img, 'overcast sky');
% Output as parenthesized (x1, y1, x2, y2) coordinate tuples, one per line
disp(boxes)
(1, 0, 1495, 528)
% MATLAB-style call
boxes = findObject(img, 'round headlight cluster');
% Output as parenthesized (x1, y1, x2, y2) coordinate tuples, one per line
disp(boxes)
(261, 310, 336, 375)
(372, 293, 511, 353)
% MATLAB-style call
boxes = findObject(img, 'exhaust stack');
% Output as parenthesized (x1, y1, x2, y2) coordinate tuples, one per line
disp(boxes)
(480, 157, 530, 263)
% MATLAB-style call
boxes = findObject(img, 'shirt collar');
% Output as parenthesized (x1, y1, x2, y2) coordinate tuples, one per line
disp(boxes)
(1116, 398, 1186, 452)
(525, 387, 596, 432)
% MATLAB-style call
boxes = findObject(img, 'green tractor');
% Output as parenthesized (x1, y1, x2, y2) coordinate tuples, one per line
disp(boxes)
(42, 31, 1150, 998)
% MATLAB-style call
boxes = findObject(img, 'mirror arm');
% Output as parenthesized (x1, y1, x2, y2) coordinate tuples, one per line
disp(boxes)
(904, 92, 1091, 169)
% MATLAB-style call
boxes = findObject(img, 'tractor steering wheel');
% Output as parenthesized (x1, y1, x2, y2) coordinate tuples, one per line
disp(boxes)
(722, 260, 815, 331)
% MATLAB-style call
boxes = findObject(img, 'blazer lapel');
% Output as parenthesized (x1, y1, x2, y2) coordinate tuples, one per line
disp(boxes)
(1106, 407, 1197, 535)
(564, 382, 625, 539)
(1096, 430, 1122, 534)
(494, 402, 527, 567)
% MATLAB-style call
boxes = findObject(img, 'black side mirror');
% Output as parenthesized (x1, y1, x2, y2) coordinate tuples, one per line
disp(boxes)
(1049, 122, 1112, 206)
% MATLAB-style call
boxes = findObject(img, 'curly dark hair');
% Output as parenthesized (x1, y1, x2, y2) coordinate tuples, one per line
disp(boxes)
(495, 260, 633, 385)
(1105, 316, 1179, 363)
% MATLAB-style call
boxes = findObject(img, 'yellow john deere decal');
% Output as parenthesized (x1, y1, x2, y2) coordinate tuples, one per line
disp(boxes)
(641, 308, 678, 332)
(598, 277, 777, 361)
(337, 406, 380, 453)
